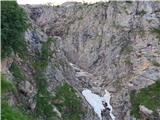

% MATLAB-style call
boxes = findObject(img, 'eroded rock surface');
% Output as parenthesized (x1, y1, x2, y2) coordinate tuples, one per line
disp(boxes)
(2, 1, 160, 120)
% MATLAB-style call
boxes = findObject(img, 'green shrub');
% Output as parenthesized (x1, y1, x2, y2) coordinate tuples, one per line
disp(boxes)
(138, 9, 147, 16)
(32, 38, 57, 119)
(151, 28, 160, 34)
(152, 61, 160, 67)
(2, 102, 33, 120)
(130, 80, 160, 118)
(151, 28, 160, 44)
(1, 74, 32, 120)
(41, 37, 53, 67)
(1, 74, 15, 94)
(9, 63, 24, 81)
(33, 37, 56, 70)
(54, 83, 83, 120)
(35, 89, 55, 119)
(33, 61, 56, 119)
(1, 1, 28, 58)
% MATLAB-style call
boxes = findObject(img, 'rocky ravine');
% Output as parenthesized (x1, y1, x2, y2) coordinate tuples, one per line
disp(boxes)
(2, 1, 160, 120)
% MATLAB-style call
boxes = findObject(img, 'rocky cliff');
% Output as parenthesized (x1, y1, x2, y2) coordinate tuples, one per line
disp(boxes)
(2, 1, 160, 120)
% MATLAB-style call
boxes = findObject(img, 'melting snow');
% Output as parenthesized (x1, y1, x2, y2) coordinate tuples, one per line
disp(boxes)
(69, 62, 115, 119)
(82, 89, 115, 120)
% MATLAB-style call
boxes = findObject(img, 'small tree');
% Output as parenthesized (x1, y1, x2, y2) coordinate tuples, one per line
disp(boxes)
(1, 1, 28, 58)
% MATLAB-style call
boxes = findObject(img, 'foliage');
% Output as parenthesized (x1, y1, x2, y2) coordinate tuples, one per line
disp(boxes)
(41, 37, 55, 66)
(1, 1, 28, 58)
(78, 16, 83, 20)
(152, 61, 160, 67)
(34, 72, 55, 120)
(32, 37, 83, 119)
(2, 102, 33, 120)
(32, 37, 57, 119)
(33, 37, 55, 70)
(1, 74, 33, 120)
(138, 9, 147, 16)
(130, 80, 160, 118)
(151, 28, 160, 45)
(151, 28, 160, 34)
(1, 74, 15, 94)
(54, 83, 83, 120)
(120, 45, 133, 55)
(9, 63, 24, 81)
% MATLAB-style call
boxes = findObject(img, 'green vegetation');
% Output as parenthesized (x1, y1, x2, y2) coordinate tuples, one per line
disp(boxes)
(41, 37, 55, 66)
(78, 16, 83, 20)
(34, 71, 55, 120)
(2, 35, 83, 120)
(53, 83, 83, 120)
(138, 9, 147, 16)
(151, 28, 160, 34)
(1, 75, 33, 120)
(9, 63, 25, 81)
(151, 28, 160, 45)
(2, 102, 32, 120)
(33, 37, 55, 70)
(32, 37, 57, 119)
(130, 80, 160, 118)
(32, 37, 83, 119)
(152, 60, 160, 67)
(120, 45, 133, 55)
(1, 74, 15, 94)
(1, 1, 28, 58)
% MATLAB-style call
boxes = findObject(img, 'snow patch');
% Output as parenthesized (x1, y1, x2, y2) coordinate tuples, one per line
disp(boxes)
(82, 89, 115, 120)
(103, 90, 115, 120)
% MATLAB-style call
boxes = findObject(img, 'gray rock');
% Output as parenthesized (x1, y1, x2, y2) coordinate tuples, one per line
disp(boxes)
(18, 81, 34, 95)
(10, 1, 160, 119)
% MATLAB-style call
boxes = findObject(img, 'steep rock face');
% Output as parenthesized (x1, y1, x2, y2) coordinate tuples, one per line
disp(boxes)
(26, 24, 103, 120)
(23, 1, 160, 88)
(22, 1, 160, 120)
(2, 21, 99, 119)
(0, 1, 156, 120)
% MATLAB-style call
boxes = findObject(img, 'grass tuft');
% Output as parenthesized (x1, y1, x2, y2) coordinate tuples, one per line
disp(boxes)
(130, 80, 160, 118)
(152, 61, 160, 67)
(53, 83, 84, 120)
(2, 102, 33, 120)
(9, 63, 24, 81)
(1, 74, 16, 94)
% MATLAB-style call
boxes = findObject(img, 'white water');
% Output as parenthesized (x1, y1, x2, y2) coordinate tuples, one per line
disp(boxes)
(82, 89, 115, 120)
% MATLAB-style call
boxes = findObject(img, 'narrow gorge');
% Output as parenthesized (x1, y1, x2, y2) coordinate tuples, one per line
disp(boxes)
(1, 1, 160, 120)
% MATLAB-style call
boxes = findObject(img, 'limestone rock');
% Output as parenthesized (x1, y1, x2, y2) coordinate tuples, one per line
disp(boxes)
(139, 105, 153, 119)
(4, 1, 159, 120)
